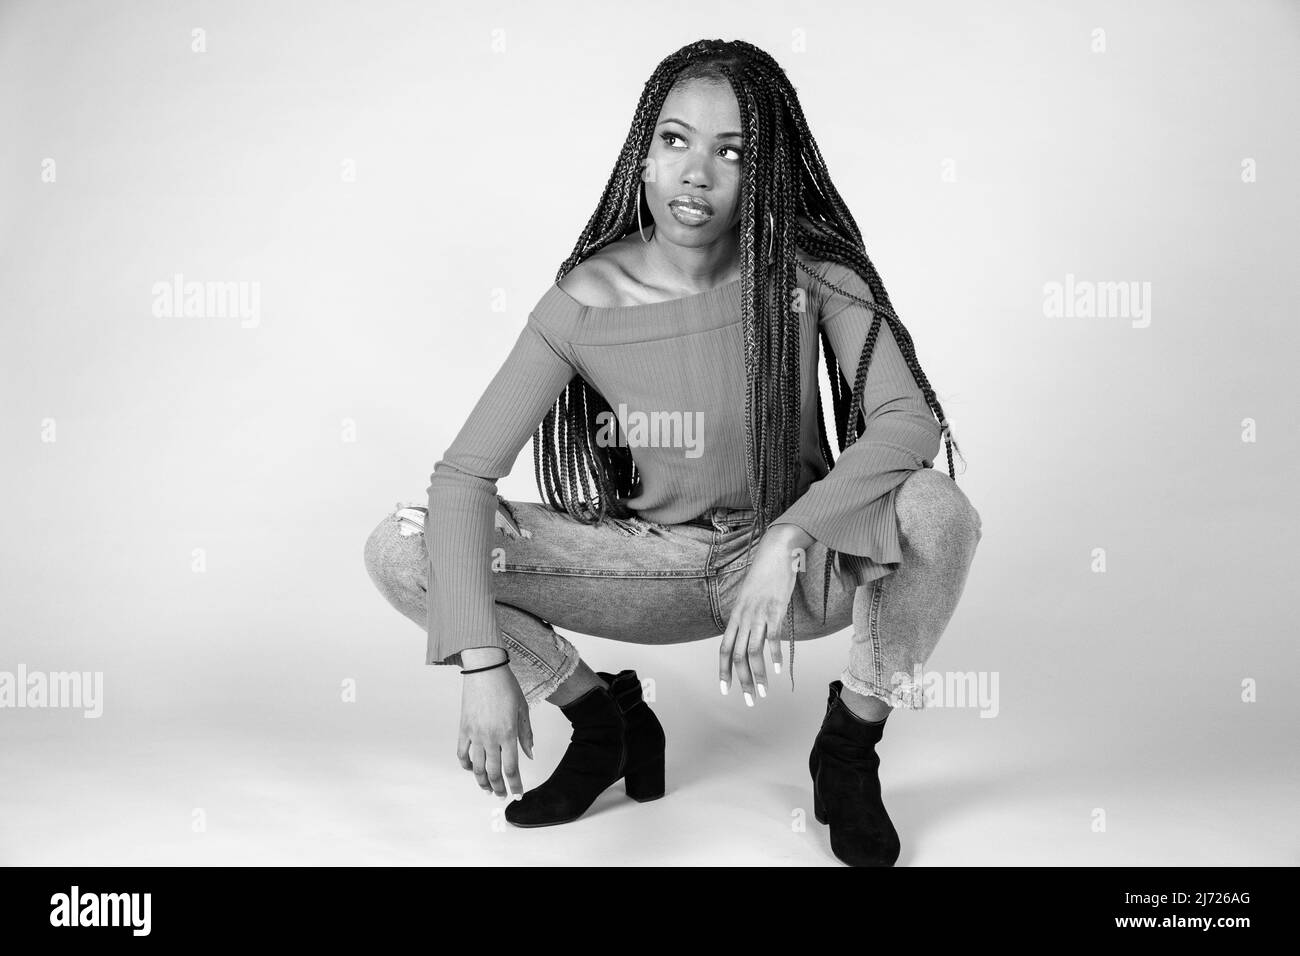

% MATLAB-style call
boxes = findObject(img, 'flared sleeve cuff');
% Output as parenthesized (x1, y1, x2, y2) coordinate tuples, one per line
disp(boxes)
(423, 464, 512, 666)
(419, 306, 580, 667)
(770, 417, 942, 590)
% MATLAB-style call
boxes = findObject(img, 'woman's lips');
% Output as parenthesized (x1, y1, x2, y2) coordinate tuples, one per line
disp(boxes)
(668, 198, 713, 225)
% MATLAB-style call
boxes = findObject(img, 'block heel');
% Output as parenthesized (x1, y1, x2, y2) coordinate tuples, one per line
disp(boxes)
(505, 668, 667, 827)
(810, 741, 827, 824)
(807, 680, 900, 866)
(624, 753, 666, 802)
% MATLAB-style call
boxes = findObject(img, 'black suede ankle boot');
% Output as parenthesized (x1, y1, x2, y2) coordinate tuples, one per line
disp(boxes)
(505, 669, 666, 827)
(808, 679, 900, 866)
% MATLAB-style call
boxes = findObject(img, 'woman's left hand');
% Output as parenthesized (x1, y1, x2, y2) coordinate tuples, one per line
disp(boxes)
(718, 523, 815, 705)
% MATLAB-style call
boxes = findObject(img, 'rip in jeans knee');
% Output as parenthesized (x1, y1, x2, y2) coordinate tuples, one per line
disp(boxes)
(398, 497, 533, 541)
(393, 503, 426, 537)
(602, 512, 667, 537)
(494, 495, 532, 540)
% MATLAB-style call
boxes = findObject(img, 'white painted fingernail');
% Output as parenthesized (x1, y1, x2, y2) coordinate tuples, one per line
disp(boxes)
(774, 662, 781, 674)
(757, 683, 766, 698)
(744, 692, 754, 707)
(720, 679, 728, 695)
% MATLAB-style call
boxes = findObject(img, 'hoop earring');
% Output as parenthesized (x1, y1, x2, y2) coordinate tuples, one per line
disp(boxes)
(637, 181, 653, 242)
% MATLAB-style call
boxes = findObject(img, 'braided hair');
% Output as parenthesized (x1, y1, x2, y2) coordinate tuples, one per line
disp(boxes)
(531, 38, 965, 688)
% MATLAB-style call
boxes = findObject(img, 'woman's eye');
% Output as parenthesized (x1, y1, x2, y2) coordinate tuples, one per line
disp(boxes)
(658, 132, 743, 161)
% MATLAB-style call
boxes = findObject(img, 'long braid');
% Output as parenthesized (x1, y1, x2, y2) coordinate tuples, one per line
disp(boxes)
(530, 39, 965, 692)
(750, 63, 806, 679)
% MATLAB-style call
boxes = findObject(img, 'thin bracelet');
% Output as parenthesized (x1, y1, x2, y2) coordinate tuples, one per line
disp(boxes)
(460, 656, 510, 676)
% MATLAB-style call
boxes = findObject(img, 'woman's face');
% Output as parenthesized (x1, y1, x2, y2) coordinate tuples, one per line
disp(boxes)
(642, 78, 745, 247)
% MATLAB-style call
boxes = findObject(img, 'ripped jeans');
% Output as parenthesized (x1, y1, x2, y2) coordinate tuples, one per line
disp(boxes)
(363, 468, 982, 710)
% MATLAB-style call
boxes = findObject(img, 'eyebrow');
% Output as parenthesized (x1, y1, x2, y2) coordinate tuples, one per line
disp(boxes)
(657, 118, 743, 139)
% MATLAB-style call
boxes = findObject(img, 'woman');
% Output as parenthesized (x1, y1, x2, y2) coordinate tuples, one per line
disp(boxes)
(364, 38, 982, 866)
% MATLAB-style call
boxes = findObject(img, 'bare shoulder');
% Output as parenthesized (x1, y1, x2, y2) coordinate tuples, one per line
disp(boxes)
(557, 259, 610, 308)
(556, 238, 640, 308)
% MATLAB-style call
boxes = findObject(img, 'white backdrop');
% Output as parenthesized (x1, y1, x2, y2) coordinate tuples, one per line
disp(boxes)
(1, 0, 1296, 865)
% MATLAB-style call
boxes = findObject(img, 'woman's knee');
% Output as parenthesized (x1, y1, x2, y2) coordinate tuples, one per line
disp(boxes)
(363, 512, 396, 589)
(895, 468, 982, 561)
(363, 507, 425, 597)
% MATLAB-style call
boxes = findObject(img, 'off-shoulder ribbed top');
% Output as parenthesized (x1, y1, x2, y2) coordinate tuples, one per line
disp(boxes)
(422, 258, 944, 682)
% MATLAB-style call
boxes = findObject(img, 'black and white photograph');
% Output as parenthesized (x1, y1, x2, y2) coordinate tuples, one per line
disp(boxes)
(0, 0, 1294, 907)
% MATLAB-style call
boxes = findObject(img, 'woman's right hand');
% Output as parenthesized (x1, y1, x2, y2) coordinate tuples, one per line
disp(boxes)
(456, 654, 534, 798)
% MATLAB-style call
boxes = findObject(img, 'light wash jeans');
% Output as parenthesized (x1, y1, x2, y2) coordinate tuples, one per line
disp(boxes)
(363, 468, 982, 710)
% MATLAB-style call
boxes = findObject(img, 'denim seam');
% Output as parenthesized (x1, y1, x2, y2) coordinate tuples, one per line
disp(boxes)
(713, 560, 755, 578)
(706, 581, 726, 631)
(522, 646, 581, 710)
(498, 626, 548, 673)
(703, 520, 721, 571)
(499, 622, 580, 709)
(492, 566, 710, 579)
(868, 577, 886, 690)
(704, 525, 727, 630)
